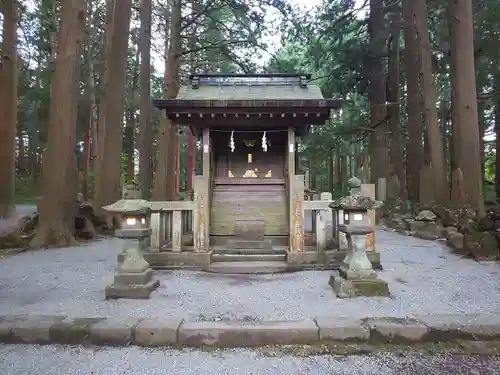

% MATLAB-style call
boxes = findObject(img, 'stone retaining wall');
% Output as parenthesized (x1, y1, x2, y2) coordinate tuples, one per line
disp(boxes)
(1, 313, 500, 348)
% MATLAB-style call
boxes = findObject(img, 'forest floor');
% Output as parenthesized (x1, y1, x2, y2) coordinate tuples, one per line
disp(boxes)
(0, 227, 499, 321)
(0, 204, 36, 236)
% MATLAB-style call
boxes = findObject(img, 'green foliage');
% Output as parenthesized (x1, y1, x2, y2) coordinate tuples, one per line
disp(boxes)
(15, 175, 38, 204)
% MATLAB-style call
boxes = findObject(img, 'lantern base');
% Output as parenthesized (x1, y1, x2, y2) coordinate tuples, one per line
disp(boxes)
(105, 279, 160, 300)
(329, 274, 390, 298)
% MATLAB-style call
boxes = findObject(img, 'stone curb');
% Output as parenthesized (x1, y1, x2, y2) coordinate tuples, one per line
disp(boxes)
(1, 313, 500, 348)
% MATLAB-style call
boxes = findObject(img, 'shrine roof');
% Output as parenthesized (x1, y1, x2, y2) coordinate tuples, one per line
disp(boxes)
(153, 73, 342, 110)
(152, 73, 341, 132)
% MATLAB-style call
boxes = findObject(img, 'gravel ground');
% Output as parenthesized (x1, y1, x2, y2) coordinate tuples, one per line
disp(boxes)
(0, 230, 500, 321)
(0, 344, 499, 375)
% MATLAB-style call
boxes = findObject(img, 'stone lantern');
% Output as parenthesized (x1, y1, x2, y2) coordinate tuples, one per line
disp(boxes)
(328, 177, 389, 298)
(102, 199, 159, 299)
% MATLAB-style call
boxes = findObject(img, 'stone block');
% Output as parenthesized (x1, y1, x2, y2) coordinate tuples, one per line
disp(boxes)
(364, 317, 428, 343)
(416, 313, 500, 341)
(10, 315, 66, 344)
(178, 320, 319, 347)
(330, 275, 390, 298)
(105, 279, 160, 299)
(113, 268, 153, 286)
(144, 251, 212, 268)
(50, 317, 106, 344)
(89, 318, 139, 346)
(315, 316, 369, 341)
(0, 315, 29, 342)
(133, 318, 183, 346)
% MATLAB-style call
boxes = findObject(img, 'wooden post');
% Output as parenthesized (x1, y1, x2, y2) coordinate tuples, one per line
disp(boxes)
(202, 128, 210, 176)
(187, 127, 196, 195)
(193, 128, 210, 252)
(290, 175, 305, 252)
(361, 183, 376, 251)
(171, 210, 182, 252)
(287, 128, 296, 249)
(315, 210, 326, 251)
(150, 212, 164, 252)
(174, 130, 180, 200)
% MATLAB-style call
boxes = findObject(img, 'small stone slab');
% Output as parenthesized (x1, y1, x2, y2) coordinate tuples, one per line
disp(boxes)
(315, 316, 369, 341)
(0, 315, 30, 342)
(0, 315, 66, 344)
(330, 275, 390, 298)
(105, 279, 160, 299)
(114, 268, 153, 286)
(89, 318, 139, 346)
(416, 314, 500, 341)
(133, 318, 183, 346)
(364, 317, 428, 343)
(50, 317, 106, 344)
(178, 320, 319, 347)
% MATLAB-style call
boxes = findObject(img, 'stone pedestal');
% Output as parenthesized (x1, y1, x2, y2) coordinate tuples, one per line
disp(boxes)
(330, 224, 389, 298)
(106, 228, 159, 299)
(106, 247, 160, 299)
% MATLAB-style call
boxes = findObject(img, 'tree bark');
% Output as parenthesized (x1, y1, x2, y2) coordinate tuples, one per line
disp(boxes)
(368, 0, 390, 183)
(449, 0, 485, 215)
(138, 0, 153, 199)
(495, 75, 500, 201)
(94, 0, 132, 211)
(402, 0, 424, 204)
(152, 0, 181, 201)
(30, 0, 86, 248)
(125, 48, 140, 183)
(415, 0, 448, 204)
(387, 3, 406, 199)
(0, 0, 19, 218)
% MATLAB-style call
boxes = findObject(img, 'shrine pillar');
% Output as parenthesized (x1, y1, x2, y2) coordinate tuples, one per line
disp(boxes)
(193, 128, 210, 252)
(287, 127, 305, 252)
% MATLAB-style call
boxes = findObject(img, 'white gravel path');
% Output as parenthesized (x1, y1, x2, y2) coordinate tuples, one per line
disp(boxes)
(1, 344, 499, 375)
(0, 230, 499, 321)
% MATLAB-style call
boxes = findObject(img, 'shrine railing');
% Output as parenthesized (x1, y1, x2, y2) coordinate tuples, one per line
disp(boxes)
(149, 201, 195, 252)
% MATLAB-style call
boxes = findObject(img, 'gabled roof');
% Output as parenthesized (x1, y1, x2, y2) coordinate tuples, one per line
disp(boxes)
(176, 81, 326, 101)
(152, 73, 341, 132)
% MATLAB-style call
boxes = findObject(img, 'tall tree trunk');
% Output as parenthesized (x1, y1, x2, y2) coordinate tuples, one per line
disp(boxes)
(368, 0, 390, 183)
(94, 0, 132, 211)
(94, 0, 115, 195)
(495, 76, 500, 201)
(0, 0, 19, 218)
(387, 3, 405, 198)
(402, 0, 424, 204)
(477, 99, 486, 183)
(415, 0, 448, 204)
(449, 0, 484, 215)
(30, 0, 86, 247)
(152, 0, 181, 201)
(138, 0, 153, 199)
(124, 48, 140, 183)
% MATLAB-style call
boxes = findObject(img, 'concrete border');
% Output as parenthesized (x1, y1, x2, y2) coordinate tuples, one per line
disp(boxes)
(2, 313, 500, 348)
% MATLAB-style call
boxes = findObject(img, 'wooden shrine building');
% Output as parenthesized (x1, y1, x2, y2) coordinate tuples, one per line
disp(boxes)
(153, 73, 342, 267)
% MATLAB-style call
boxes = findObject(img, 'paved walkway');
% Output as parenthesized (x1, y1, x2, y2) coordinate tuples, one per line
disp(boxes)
(0, 230, 499, 321)
(0, 344, 498, 375)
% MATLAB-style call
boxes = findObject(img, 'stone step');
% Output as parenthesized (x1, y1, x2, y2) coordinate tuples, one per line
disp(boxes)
(212, 253, 286, 262)
(226, 239, 273, 249)
(204, 261, 290, 274)
(212, 247, 287, 255)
